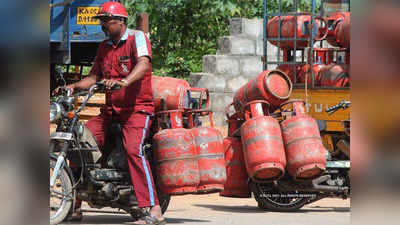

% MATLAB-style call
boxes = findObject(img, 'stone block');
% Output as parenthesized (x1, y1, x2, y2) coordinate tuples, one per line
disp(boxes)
(209, 92, 233, 112)
(239, 56, 263, 77)
(188, 73, 226, 92)
(210, 111, 228, 127)
(217, 36, 256, 55)
(256, 40, 280, 57)
(225, 75, 253, 93)
(202, 55, 240, 76)
(230, 18, 263, 39)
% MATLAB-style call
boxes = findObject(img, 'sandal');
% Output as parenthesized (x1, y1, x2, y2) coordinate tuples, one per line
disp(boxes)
(65, 211, 83, 222)
(132, 211, 166, 225)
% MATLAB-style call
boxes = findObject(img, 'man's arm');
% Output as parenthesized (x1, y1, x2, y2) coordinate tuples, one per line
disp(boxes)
(102, 57, 150, 88)
(121, 57, 150, 86)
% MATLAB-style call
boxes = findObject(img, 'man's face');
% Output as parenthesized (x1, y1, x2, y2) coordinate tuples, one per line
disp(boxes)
(100, 17, 124, 38)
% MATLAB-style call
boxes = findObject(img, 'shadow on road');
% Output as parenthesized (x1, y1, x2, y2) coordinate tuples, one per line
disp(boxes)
(165, 217, 211, 223)
(61, 215, 211, 224)
(193, 204, 266, 214)
(61, 214, 132, 224)
(193, 204, 350, 214)
(305, 206, 350, 212)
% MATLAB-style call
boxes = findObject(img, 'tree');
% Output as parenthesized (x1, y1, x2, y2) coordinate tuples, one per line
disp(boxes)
(122, 0, 315, 79)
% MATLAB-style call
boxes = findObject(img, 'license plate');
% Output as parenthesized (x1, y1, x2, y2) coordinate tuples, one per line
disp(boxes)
(50, 132, 73, 140)
(77, 7, 100, 25)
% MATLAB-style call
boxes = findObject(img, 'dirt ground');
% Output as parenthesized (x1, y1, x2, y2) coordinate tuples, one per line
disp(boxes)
(62, 193, 350, 225)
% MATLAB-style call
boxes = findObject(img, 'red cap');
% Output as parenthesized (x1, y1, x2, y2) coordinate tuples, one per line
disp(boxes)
(94, 1, 128, 19)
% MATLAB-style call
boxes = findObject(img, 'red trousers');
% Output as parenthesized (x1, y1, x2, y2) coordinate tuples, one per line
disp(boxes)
(85, 107, 159, 207)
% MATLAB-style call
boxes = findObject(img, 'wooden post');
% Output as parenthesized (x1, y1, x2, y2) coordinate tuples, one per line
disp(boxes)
(136, 13, 149, 35)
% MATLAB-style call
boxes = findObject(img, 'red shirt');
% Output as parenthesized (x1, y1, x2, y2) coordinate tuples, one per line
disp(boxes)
(90, 29, 154, 115)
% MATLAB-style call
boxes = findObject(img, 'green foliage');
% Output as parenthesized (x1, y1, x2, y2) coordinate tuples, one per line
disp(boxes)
(122, 0, 315, 78)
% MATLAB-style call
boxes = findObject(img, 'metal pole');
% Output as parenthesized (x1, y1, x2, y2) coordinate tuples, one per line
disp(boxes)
(263, 0, 267, 70)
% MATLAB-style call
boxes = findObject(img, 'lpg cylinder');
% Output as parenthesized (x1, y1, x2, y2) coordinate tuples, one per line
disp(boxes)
(233, 70, 292, 114)
(297, 62, 325, 85)
(153, 128, 199, 194)
(267, 15, 328, 49)
(319, 64, 349, 87)
(277, 64, 303, 84)
(190, 127, 226, 193)
(220, 137, 251, 198)
(225, 102, 244, 137)
(334, 13, 350, 48)
(152, 76, 191, 111)
(280, 100, 327, 180)
(240, 101, 286, 182)
(326, 12, 350, 48)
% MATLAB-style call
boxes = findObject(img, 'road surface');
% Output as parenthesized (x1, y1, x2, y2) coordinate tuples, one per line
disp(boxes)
(62, 193, 350, 225)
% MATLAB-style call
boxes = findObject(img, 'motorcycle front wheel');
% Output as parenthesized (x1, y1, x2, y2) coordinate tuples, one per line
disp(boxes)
(50, 158, 73, 225)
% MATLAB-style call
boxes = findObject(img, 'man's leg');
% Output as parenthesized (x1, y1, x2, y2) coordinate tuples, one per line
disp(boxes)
(121, 113, 163, 222)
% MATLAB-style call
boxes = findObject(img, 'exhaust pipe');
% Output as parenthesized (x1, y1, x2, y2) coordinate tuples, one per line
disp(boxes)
(312, 175, 349, 192)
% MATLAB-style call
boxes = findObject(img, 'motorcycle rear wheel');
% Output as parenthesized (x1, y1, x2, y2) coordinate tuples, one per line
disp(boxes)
(50, 158, 73, 225)
(250, 181, 310, 212)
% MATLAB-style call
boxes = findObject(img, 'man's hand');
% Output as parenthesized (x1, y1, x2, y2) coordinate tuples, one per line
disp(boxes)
(101, 79, 127, 89)
(52, 84, 75, 96)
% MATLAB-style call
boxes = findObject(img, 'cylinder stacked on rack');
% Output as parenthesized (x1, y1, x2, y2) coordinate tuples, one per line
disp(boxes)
(152, 79, 226, 195)
(152, 76, 191, 111)
(233, 70, 293, 114)
(280, 100, 327, 180)
(267, 15, 328, 49)
(326, 12, 350, 48)
(191, 127, 226, 193)
(153, 128, 199, 194)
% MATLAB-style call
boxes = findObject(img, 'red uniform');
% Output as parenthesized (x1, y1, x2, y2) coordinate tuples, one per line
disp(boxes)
(85, 29, 159, 207)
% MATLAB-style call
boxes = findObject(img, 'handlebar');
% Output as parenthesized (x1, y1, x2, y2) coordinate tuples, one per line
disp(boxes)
(75, 82, 121, 114)
(326, 100, 350, 114)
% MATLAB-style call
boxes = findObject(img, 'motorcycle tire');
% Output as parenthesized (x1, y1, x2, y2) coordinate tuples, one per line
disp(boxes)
(50, 158, 73, 225)
(250, 181, 310, 212)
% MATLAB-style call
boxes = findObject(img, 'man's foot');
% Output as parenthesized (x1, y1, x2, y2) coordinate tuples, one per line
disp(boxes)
(132, 205, 165, 225)
(65, 211, 83, 222)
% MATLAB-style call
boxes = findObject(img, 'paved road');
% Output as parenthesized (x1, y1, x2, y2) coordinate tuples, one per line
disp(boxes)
(61, 193, 350, 225)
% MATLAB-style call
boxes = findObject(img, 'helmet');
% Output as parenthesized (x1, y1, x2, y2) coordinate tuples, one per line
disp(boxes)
(94, 1, 128, 19)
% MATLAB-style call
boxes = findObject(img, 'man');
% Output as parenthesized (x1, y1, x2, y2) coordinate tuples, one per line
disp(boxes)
(55, 2, 165, 224)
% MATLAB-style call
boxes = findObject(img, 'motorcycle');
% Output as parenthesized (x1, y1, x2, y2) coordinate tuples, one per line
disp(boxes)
(250, 100, 350, 211)
(49, 81, 170, 225)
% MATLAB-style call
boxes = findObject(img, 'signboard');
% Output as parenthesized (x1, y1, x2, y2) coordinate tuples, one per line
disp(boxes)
(77, 7, 100, 25)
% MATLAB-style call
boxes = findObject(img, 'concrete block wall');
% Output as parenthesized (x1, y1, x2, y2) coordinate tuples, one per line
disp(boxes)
(189, 18, 269, 126)
(188, 18, 312, 126)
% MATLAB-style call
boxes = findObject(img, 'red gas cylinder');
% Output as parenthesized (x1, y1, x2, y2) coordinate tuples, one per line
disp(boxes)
(153, 128, 199, 194)
(220, 137, 251, 198)
(326, 12, 350, 48)
(240, 101, 286, 182)
(280, 100, 327, 180)
(225, 102, 244, 137)
(152, 76, 191, 111)
(319, 64, 349, 87)
(334, 13, 350, 48)
(190, 127, 226, 193)
(297, 63, 325, 85)
(276, 64, 303, 84)
(233, 70, 292, 114)
(267, 15, 328, 49)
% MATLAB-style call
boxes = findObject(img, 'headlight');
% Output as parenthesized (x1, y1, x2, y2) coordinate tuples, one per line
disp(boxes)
(50, 102, 63, 122)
